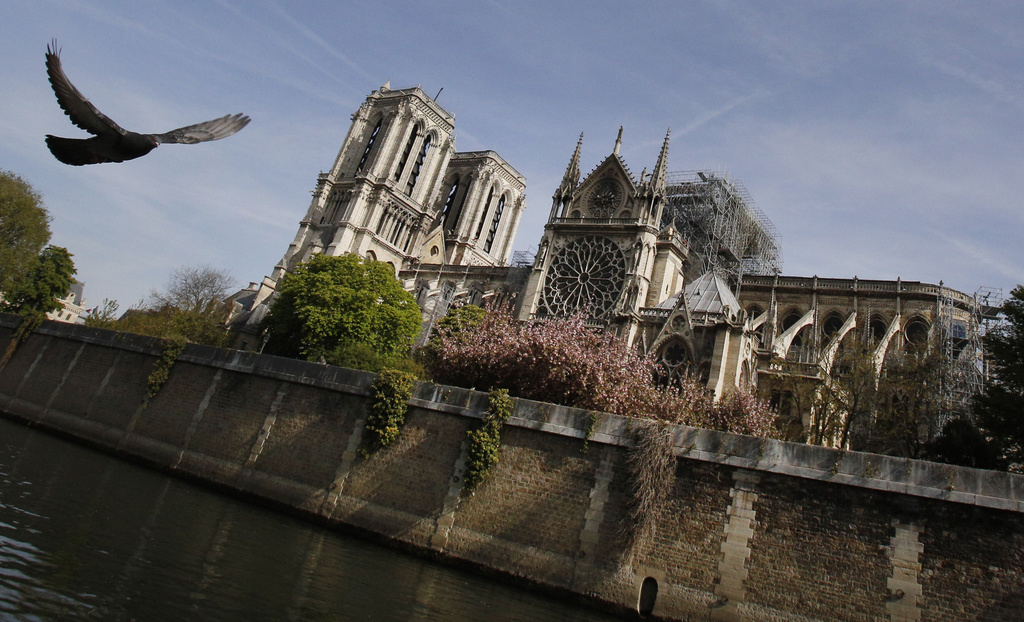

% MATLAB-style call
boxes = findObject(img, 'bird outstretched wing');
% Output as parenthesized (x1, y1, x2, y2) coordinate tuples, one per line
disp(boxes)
(152, 113, 251, 145)
(45, 40, 128, 138)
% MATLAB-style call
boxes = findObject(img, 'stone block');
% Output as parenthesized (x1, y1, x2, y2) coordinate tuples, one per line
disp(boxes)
(977, 470, 1013, 501)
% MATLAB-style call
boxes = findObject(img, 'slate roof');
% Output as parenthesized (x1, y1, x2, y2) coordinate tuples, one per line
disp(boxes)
(657, 272, 740, 316)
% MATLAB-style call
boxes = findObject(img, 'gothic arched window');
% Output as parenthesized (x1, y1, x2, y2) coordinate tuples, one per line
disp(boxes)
(394, 125, 419, 181)
(357, 118, 383, 171)
(484, 194, 506, 253)
(406, 134, 432, 195)
(441, 176, 460, 228)
(475, 187, 495, 238)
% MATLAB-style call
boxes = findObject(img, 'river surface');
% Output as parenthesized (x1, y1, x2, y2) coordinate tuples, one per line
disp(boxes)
(0, 416, 620, 621)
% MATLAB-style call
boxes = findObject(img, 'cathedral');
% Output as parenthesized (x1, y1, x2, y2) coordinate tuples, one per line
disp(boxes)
(233, 83, 988, 446)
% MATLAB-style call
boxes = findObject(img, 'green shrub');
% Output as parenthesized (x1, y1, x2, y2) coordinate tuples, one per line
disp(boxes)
(146, 335, 187, 399)
(364, 369, 416, 451)
(462, 389, 513, 493)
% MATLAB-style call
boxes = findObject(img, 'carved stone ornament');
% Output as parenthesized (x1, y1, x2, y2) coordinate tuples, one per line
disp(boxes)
(538, 235, 626, 319)
(588, 178, 623, 218)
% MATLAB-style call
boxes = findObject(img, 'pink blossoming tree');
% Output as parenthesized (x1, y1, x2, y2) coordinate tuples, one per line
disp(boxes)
(426, 304, 778, 438)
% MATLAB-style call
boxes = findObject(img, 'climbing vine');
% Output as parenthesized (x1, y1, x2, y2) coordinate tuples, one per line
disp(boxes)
(462, 388, 513, 493)
(621, 420, 676, 569)
(363, 368, 416, 451)
(582, 410, 600, 453)
(146, 335, 187, 399)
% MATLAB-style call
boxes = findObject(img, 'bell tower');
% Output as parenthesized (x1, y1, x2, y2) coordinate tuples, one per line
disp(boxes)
(267, 82, 457, 287)
(519, 128, 685, 346)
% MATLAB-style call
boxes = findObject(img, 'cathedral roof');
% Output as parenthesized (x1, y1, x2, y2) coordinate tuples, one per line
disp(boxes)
(658, 272, 740, 316)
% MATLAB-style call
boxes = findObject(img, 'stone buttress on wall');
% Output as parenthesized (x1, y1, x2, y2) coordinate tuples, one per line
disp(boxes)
(1, 313, 1022, 621)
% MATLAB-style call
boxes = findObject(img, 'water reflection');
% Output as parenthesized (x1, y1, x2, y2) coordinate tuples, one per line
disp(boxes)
(0, 417, 618, 621)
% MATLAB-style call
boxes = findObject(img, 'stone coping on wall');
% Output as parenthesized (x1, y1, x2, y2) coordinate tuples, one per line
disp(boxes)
(11, 315, 1024, 514)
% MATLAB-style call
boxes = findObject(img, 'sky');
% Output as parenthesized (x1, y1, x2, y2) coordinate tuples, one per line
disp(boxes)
(2, 1, 1023, 311)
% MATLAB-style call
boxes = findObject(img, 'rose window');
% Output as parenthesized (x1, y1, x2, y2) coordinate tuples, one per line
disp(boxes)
(588, 178, 623, 218)
(538, 236, 626, 319)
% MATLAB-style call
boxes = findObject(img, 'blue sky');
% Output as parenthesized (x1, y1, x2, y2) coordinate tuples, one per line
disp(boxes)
(3, 1, 1022, 309)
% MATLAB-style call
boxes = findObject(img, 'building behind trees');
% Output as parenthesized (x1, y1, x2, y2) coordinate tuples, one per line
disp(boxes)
(231, 84, 994, 454)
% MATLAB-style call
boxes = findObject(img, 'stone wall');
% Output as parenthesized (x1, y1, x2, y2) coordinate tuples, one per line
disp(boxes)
(1, 313, 1022, 620)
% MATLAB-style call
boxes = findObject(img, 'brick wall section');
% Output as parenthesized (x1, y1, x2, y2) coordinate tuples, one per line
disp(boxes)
(2, 314, 1024, 621)
(339, 407, 468, 545)
(447, 425, 597, 586)
(248, 383, 354, 489)
(744, 473, 892, 620)
(917, 502, 1024, 619)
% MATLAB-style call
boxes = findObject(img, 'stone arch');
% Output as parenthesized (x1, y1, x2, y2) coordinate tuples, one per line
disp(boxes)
(654, 337, 694, 387)
(904, 316, 930, 350)
(868, 313, 889, 343)
(821, 311, 846, 339)
(782, 308, 813, 361)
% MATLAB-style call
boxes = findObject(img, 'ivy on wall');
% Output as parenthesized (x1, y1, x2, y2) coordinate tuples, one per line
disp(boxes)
(146, 336, 187, 399)
(363, 368, 416, 451)
(621, 420, 676, 569)
(462, 389, 513, 493)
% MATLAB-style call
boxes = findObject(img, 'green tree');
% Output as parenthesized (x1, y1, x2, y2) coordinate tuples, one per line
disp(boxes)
(262, 254, 422, 361)
(873, 349, 944, 458)
(149, 265, 235, 313)
(0, 170, 52, 295)
(84, 266, 237, 347)
(1, 246, 76, 316)
(925, 418, 1002, 469)
(974, 285, 1024, 470)
(807, 340, 878, 449)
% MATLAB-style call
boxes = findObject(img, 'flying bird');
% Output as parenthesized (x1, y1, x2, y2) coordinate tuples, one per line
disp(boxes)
(44, 41, 250, 165)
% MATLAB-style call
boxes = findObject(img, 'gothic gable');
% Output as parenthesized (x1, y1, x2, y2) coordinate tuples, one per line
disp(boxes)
(570, 155, 637, 219)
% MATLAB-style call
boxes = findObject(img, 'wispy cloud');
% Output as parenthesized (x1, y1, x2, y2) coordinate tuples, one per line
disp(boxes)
(926, 59, 1024, 111)
(677, 89, 771, 137)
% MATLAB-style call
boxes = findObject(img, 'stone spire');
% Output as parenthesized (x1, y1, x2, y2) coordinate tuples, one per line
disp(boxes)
(559, 132, 583, 193)
(613, 126, 623, 156)
(650, 128, 670, 192)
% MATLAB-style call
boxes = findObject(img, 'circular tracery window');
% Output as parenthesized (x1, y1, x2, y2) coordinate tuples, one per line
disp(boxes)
(538, 236, 626, 319)
(588, 178, 622, 218)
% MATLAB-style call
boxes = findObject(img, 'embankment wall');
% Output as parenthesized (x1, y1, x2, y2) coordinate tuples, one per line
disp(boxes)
(1, 313, 1022, 620)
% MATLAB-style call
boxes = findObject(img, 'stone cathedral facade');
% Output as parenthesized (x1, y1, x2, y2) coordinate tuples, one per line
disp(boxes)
(234, 83, 986, 447)
(234, 83, 526, 343)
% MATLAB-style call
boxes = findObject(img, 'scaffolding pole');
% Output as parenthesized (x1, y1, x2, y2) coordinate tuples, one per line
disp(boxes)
(935, 285, 992, 428)
(664, 171, 782, 286)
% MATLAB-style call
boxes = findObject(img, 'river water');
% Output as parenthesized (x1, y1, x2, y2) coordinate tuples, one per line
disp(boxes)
(0, 416, 620, 621)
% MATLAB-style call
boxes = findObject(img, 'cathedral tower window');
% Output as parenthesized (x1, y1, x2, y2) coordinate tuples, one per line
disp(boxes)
(484, 194, 506, 253)
(475, 187, 495, 238)
(406, 134, 432, 195)
(358, 118, 383, 171)
(441, 177, 460, 229)
(394, 125, 420, 181)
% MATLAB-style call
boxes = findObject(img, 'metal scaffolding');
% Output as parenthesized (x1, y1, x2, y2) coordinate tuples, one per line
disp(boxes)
(663, 171, 782, 285)
(935, 285, 1001, 427)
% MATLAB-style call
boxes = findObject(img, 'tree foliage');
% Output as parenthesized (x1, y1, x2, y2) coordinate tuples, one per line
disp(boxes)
(1, 246, 76, 316)
(0, 170, 51, 295)
(84, 265, 236, 347)
(150, 265, 235, 313)
(426, 304, 778, 438)
(812, 341, 879, 449)
(924, 418, 1002, 470)
(873, 348, 944, 458)
(263, 254, 422, 361)
(974, 285, 1024, 470)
